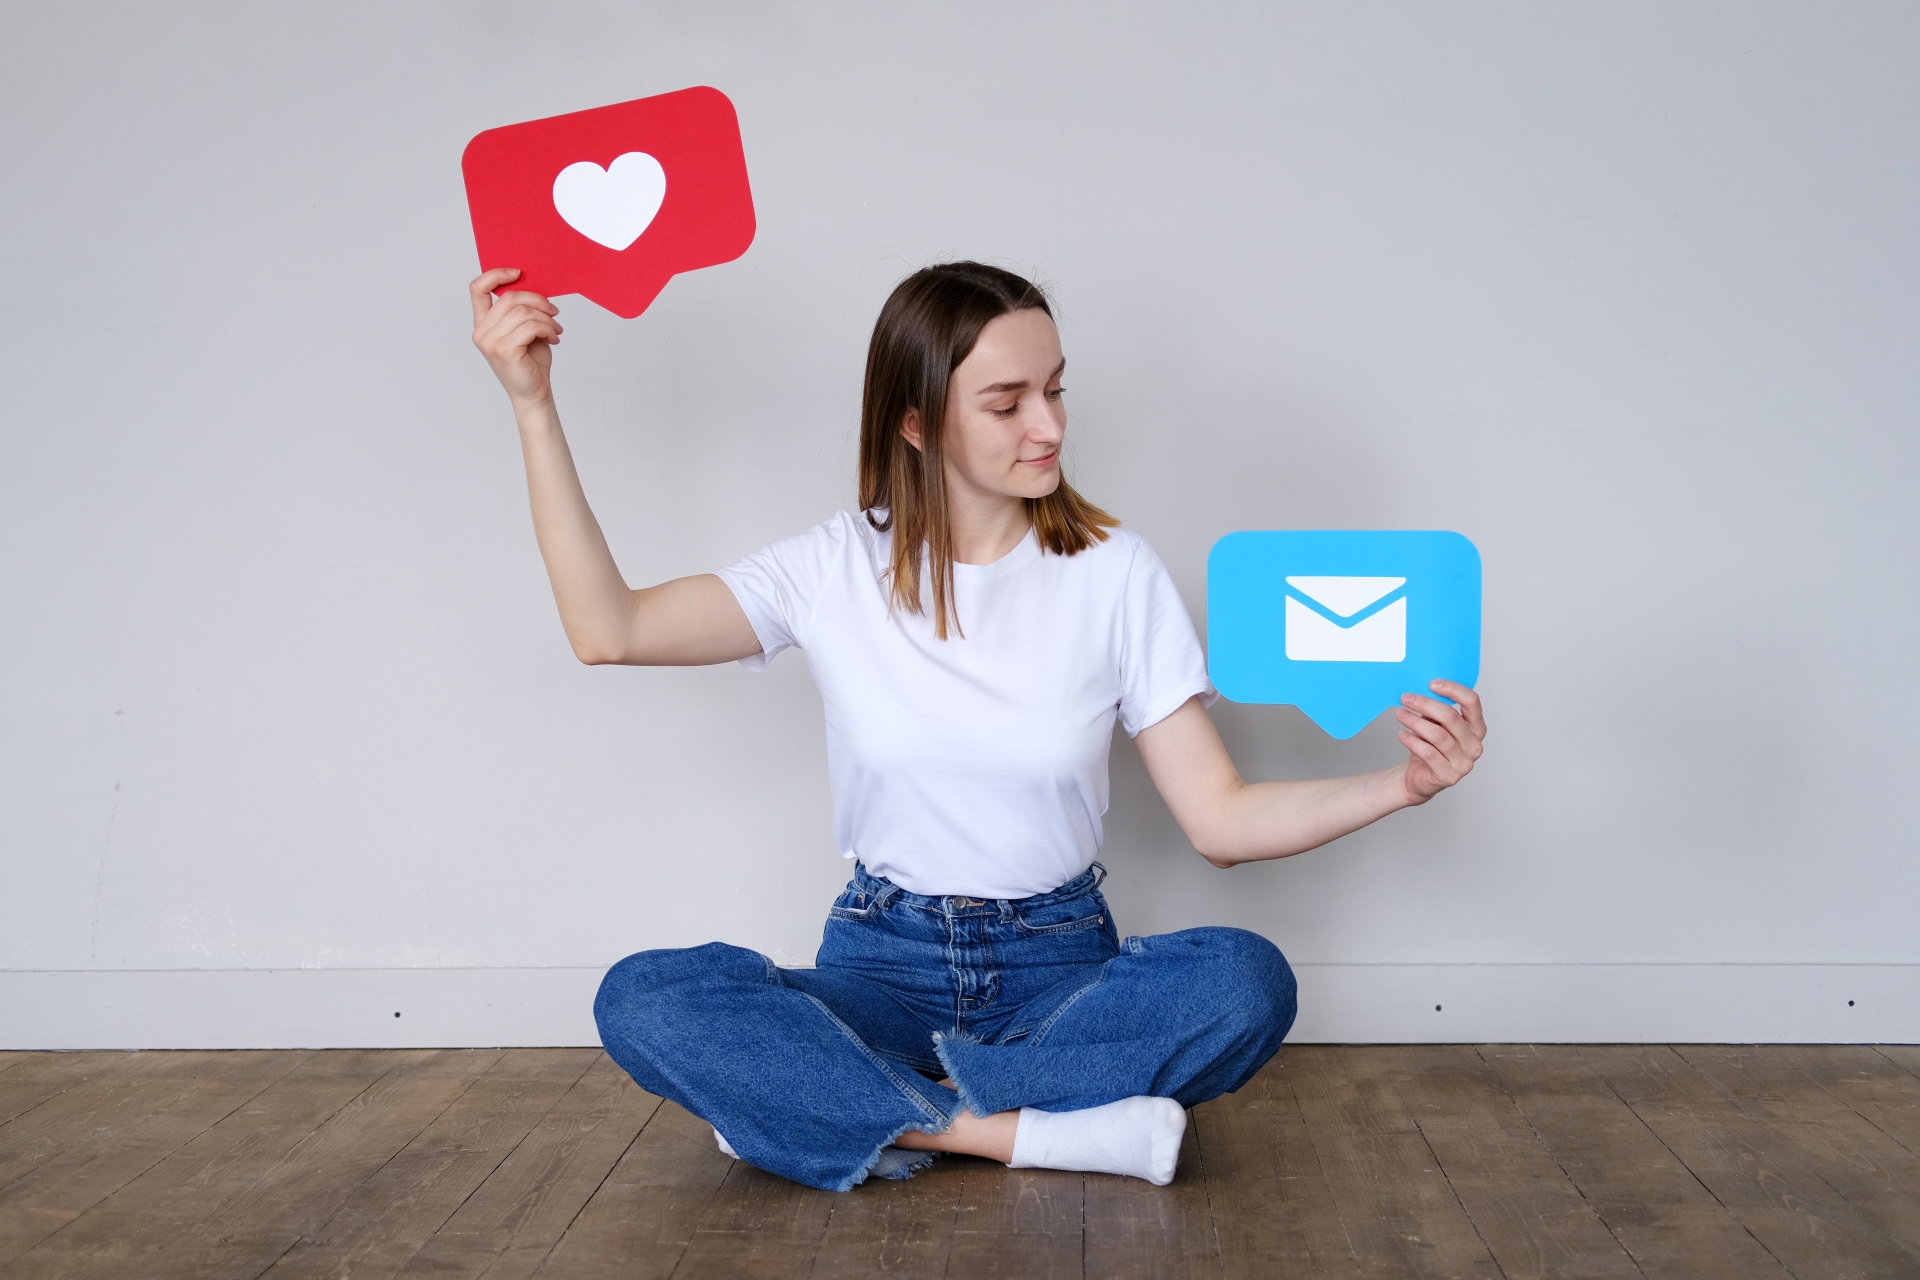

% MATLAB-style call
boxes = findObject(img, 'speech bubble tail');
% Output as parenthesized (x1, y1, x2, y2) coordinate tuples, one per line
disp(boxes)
(1298, 704, 1375, 740)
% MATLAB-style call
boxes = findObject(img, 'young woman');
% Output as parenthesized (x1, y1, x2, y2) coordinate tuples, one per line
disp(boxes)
(469, 261, 1486, 1192)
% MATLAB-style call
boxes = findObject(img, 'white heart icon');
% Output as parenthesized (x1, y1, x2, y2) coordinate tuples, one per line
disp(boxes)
(551, 152, 667, 251)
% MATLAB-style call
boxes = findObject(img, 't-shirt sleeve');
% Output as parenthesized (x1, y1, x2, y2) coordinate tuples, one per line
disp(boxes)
(716, 515, 845, 671)
(1118, 535, 1220, 736)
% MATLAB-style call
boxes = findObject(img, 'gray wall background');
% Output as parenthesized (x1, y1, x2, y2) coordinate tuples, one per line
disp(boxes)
(3, 2, 1916, 1043)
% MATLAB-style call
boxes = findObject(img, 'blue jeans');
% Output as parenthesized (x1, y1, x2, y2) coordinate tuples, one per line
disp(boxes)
(594, 863, 1297, 1191)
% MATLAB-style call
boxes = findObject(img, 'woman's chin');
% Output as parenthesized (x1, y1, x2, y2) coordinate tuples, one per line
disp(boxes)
(1020, 470, 1064, 500)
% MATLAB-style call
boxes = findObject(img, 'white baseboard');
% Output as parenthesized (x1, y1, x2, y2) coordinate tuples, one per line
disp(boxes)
(1, 964, 1914, 1050)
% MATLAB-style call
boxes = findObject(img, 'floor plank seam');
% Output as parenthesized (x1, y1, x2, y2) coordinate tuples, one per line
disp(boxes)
(397, 1052, 603, 1274)
(177, 1054, 412, 1280)
(1292, 1075, 1362, 1272)
(1870, 1045, 1920, 1085)
(14, 1049, 319, 1262)
(627, 1098, 714, 1280)
(1814, 1071, 1920, 1161)
(248, 1227, 308, 1280)
(1409, 1115, 1510, 1280)
(0, 1054, 161, 1193)
(1582, 1048, 1802, 1280)
(1471, 1046, 1651, 1279)
(252, 1051, 504, 1276)
(1078, 1169, 1088, 1280)
(1190, 1102, 1229, 1276)
(528, 1096, 657, 1278)
(807, 1172, 838, 1278)
(1664, 1044, 1920, 1269)
(0, 1052, 135, 1137)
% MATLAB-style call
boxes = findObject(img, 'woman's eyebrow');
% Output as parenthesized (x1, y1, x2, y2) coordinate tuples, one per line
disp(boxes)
(975, 360, 1067, 395)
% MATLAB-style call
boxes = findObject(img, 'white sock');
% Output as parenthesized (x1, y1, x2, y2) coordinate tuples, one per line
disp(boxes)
(713, 1127, 738, 1158)
(1007, 1096, 1186, 1185)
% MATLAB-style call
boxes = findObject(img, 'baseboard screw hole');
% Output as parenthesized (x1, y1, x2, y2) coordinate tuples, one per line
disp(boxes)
(394, 1011, 402, 1017)
(1434, 1004, 1442, 1012)
(1848, 1000, 1855, 1007)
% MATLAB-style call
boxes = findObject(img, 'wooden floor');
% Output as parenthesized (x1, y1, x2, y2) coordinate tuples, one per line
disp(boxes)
(3, 1046, 1919, 1278)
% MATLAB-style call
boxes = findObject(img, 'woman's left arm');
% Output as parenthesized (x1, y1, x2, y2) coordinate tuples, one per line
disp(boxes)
(1133, 682, 1487, 867)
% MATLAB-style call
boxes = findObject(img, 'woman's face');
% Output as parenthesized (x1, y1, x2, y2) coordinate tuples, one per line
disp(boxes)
(908, 307, 1067, 506)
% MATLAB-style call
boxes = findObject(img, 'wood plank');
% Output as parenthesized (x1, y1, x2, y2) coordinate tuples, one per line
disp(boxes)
(0, 1053, 138, 1129)
(67, 1049, 503, 1280)
(1288, 1045, 1503, 1278)
(0, 1050, 306, 1260)
(805, 1150, 963, 1278)
(1672, 1046, 1920, 1263)
(1478, 1045, 1789, 1280)
(1193, 1054, 1354, 1277)
(670, 1157, 838, 1279)
(945, 1159, 1083, 1280)
(531, 1097, 733, 1280)
(0, 1054, 58, 1087)
(1873, 1046, 1920, 1082)
(0, 1051, 205, 1189)
(393, 1054, 660, 1280)
(257, 1049, 595, 1280)
(1583, 1045, 1919, 1279)
(1082, 1104, 1223, 1280)
(7, 1046, 1919, 1280)
(1788, 1045, 1920, 1155)
(7, 1049, 408, 1280)
(1390, 1045, 1640, 1279)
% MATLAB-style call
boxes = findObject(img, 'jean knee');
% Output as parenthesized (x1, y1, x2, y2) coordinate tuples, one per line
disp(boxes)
(1199, 927, 1297, 1037)
(593, 941, 765, 1047)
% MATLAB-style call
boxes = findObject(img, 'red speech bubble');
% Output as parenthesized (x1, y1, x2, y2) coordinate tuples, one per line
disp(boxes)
(461, 87, 756, 319)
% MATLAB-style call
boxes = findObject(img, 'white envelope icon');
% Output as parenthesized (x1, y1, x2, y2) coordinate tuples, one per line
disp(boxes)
(1284, 576, 1407, 662)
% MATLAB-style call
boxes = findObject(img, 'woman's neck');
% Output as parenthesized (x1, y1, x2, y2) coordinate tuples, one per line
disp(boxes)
(947, 489, 1032, 565)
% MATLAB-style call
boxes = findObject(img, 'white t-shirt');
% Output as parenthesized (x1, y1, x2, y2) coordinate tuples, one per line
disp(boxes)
(719, 510, 1216, 899)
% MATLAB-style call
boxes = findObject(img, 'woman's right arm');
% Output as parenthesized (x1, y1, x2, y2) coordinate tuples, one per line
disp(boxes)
(469, 269, 763, 666)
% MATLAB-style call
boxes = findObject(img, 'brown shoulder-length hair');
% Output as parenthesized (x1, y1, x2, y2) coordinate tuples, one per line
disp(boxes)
(859, 262, 1117, 639)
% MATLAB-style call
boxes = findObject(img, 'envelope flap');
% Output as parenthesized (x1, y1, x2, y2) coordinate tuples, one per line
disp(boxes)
(1284, 576, 1405, 617)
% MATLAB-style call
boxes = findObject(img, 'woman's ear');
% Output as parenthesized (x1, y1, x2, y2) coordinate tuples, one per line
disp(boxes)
(900, 408, 925, 453)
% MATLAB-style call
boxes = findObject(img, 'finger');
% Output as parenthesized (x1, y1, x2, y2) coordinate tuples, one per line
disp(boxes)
(1399, 729, 1454, 782)
(1428, 681, 1487, 737)
(478, 304, 564, 347)
(1396, 705, 1463, 757)
(491, 290, 557, 315)
(482, 300, 563, 333)
(1400, 701, 1481, 767)
(500, 317, 561, 351)
(1400, 691, 1465, 727)
(477, 316, 561, 359)
(475, 298, 558, 340)
(470, 268, 522, 323)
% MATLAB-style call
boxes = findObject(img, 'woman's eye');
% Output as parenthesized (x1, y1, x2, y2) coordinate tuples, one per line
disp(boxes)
(1046, 386, 1066, 400)
(991, 403, 1019, 418)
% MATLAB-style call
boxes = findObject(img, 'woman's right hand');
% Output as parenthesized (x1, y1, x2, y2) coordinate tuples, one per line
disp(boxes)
(470, 268, 563, 409)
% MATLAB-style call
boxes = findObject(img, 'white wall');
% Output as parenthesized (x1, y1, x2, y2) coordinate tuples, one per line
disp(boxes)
(3, 1, 1916, 1047)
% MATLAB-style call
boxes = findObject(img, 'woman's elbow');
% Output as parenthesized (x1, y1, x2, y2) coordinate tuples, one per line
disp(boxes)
(1186, 825, 1243, 868)
(568, 634, 628, 665)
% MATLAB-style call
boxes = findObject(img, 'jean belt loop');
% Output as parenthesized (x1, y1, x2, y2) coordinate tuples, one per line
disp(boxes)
(1090, 861, 1108, 892)
(996, 897, 1013, 922)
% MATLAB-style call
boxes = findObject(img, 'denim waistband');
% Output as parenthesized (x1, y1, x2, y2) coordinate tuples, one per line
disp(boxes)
(848, 862, 1107, 918)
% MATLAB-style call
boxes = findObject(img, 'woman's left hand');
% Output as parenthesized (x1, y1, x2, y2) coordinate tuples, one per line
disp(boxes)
(1396, 681, 1487, 804)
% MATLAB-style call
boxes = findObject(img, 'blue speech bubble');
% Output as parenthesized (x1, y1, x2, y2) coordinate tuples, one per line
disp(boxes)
(1207, 531, 1482, 739)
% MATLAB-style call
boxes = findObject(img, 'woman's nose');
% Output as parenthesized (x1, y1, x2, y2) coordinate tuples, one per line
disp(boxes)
(1026, 404, 1065, 442)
